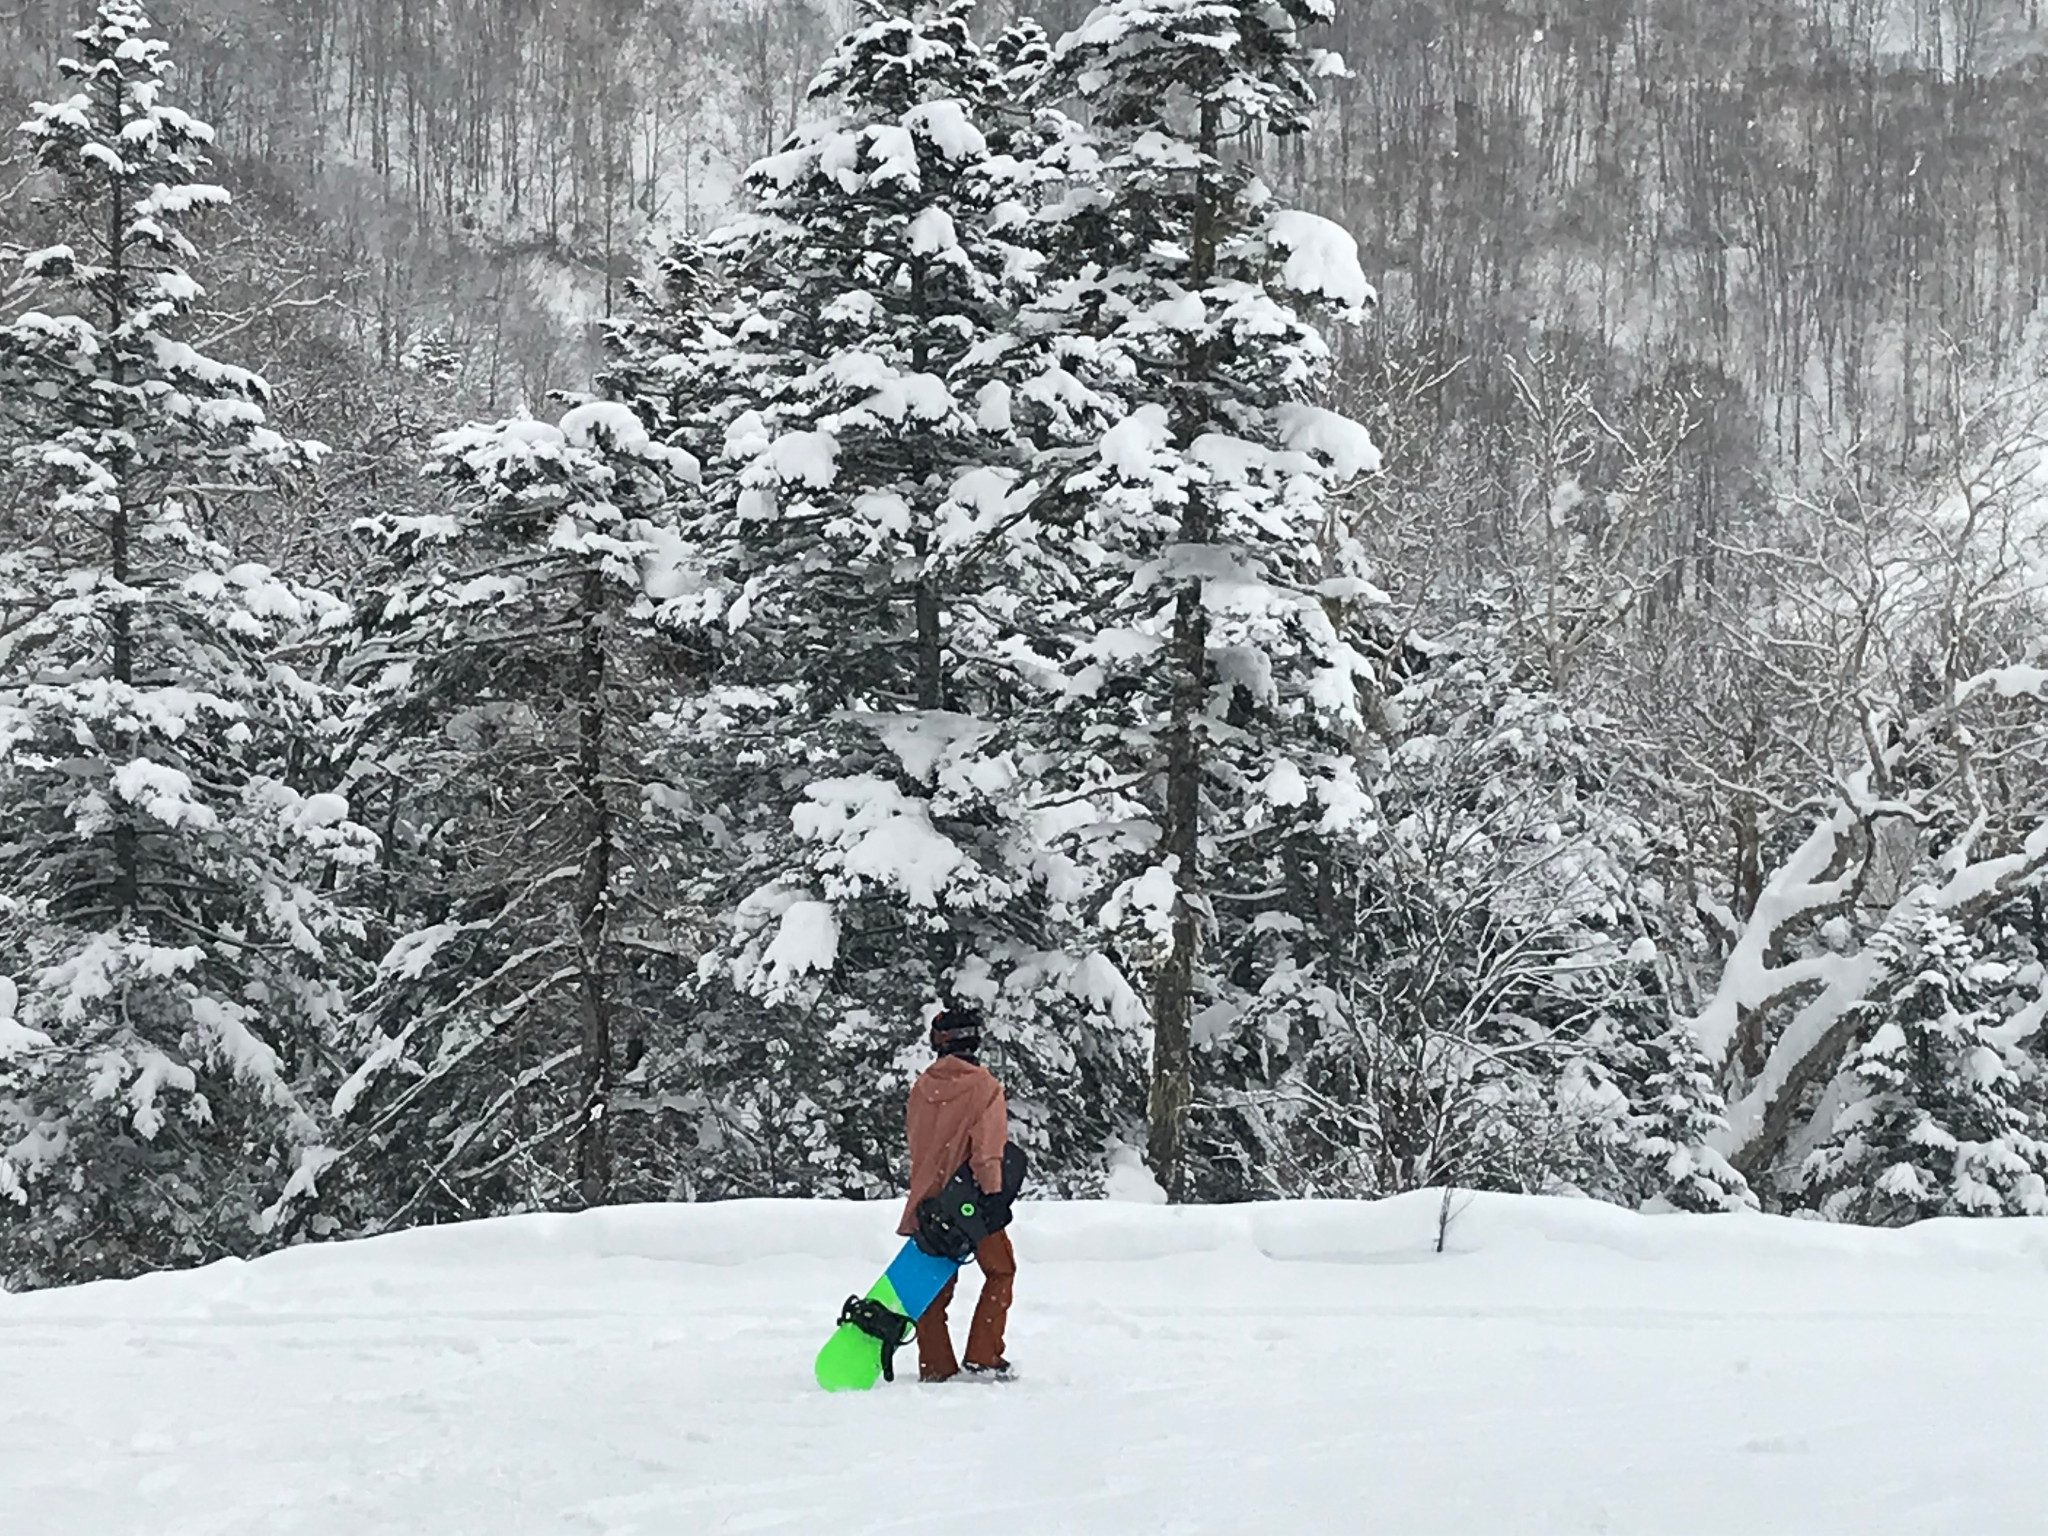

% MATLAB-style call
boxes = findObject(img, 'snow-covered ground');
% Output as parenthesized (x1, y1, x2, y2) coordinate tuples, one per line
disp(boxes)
(6, 1193, 2045, 1536)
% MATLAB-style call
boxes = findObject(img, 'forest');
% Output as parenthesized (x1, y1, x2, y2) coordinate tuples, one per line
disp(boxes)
(3, 0, 2047, 1289)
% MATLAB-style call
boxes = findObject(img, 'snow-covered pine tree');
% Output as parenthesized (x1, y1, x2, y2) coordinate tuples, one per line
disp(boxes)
(1802, 904, 2048, 1223)
(1631, 1023, 1757, 1212)
(1036, 0, 1383, 1197)
(598, 237, 734, 454)
(0, 0, 376, 1281)
(702, 0, 1037, 747)
(341, 403, 698, 1219)
(655, 0, 1149, 1197)
(991, 13, 1054, 96)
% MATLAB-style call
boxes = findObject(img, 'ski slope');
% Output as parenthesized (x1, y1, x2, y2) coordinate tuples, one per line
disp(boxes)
(5, 1192, 2045, 1536)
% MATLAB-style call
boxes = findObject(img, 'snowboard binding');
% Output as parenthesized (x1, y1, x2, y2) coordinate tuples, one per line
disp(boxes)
(911, 1143, 1027, 1260)
(912, 1196, 979, 1261)
(836, 1294, 916, 1382)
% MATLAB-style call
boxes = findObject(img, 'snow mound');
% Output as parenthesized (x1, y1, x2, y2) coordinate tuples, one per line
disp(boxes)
(6, 1194, 2046, 1534)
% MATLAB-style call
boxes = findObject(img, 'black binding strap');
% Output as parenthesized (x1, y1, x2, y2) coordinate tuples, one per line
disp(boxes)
(838, 1295, 915, 1382)
(912, 1196, 976, 1260)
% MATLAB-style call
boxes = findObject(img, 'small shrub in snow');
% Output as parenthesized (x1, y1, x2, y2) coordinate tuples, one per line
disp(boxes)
(1631, 1024, 1757, 1213)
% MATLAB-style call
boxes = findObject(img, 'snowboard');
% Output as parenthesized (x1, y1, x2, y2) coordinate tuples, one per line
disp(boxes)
(814, 1144, 1025, 1392)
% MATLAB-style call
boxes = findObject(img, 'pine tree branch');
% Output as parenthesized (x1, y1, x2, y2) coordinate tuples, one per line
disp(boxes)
(195, 276, 350, 350)
(373, 1046, 582, 1231)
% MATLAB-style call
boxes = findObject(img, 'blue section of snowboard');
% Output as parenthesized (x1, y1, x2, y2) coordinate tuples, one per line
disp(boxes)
(884, 1238, 965, 1321)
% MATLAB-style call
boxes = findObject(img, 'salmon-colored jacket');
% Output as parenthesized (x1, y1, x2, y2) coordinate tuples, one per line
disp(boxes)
(896, 1055, 1008, 1237)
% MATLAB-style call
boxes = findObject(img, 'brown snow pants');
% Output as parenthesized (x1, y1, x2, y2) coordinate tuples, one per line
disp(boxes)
(915, 1228, 1014, 1380)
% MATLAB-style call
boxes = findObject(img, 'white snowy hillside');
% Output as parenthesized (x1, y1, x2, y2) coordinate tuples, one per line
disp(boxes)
(7, 1193, 2045, 1536)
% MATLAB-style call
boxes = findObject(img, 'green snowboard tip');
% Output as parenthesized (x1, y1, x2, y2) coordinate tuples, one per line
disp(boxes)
(815, 1322, 886, 1391)
(815, 1274, 911, 1391)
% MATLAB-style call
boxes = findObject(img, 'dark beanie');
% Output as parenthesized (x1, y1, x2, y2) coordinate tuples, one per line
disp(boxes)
(930, 1005, 983, 1057)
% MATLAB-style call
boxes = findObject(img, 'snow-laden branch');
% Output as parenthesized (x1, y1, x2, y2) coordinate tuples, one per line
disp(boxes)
(1689, 802, 1860, 1067)
(1701, 808, 2048, 1175)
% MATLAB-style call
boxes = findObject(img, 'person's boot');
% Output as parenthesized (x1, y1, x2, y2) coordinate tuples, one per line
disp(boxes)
(961, 1360, 1016, 1382)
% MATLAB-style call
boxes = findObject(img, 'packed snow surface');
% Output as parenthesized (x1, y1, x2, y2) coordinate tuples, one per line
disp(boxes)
(6, 1192, 2046, 1535)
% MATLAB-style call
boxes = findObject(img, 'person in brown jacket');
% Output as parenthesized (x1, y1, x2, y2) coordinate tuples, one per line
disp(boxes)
(899, 1006, 1015, 1382)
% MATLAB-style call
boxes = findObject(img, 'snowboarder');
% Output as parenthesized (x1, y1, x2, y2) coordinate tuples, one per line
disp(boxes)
(901, 1006, 1015, 1381)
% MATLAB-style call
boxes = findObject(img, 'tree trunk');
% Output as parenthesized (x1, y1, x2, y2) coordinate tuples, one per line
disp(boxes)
(908, 245, 944, 716)
(105, 65, 140, 917)
(1147, 95, 1223, 1202)
(913, 570, 942, 712)
(572, 567, 613, 1207)
(1147, 581, 1204, 1199)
